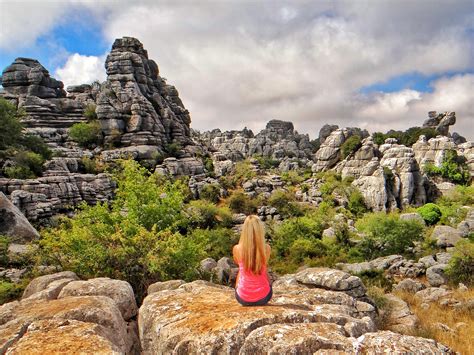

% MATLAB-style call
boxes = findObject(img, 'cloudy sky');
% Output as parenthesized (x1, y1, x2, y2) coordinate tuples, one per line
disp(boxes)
(1, 0, 473, 139)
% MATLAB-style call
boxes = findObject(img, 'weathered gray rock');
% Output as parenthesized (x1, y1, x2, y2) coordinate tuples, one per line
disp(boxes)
(0, 192, 39, 242)
(431, 225, 463, 248)
(422, 111, 456, 136)
(394, 279, 426, 293)
(426, 264, 448, 287)
(58, 277, 138, 320)
(415, 287, 452, 303)
(354, 331, 453, 353)
(147, 280, 186, 295)
(96, 37, 192, 148)
(399, 212, 426, 225)
(384, 294, 418, 333)
(295, 268, 367, 298)
(1, 58, 65, 98)
(22, 271, 79, 299)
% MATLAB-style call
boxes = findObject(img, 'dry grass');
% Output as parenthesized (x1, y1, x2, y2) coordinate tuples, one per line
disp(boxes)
(395, 289, 474, 355)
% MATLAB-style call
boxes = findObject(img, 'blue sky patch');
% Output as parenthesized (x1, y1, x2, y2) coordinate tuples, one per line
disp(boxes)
(359, 71, 471, 94)
(0, 8, 108, 76)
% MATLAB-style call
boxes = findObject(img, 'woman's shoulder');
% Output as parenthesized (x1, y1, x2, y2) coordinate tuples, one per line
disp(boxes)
(233, 244, 241, 263)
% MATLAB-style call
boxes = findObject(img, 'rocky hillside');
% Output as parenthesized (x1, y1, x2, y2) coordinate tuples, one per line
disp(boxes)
(0, 269, 455, 354)
(0, 36, 473, 354)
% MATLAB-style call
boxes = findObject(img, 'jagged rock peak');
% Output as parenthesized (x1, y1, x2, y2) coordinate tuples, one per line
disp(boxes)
(422, 111, 456, 136)
(97, 36, 192, 148)
(1, 57, 66, 98)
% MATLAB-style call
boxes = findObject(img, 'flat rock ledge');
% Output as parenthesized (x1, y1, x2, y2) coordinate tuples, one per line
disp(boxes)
(138, 268, 453, 354)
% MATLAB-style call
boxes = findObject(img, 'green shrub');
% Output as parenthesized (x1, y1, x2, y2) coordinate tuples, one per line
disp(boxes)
(341, 135, 362, 159)
(204, 157, 215, 175)
(0, 98, 23, 150)
(355, 213, 424, 259)
(417, 203, 442, 225)
(0, 236, 9, 267)
(445, 240, 474, 286)
(348, 190, 367, 217)
(80, 157, 104, 174)
(165, 142, 182, 157)
(84, 104, 98, 120)
(271, 215, 325, 258)
(233, 160, 257, 185)
(254, 155, 279, 170)
(0, 280, 24, 304)
(281, 170, 305, 185)
(199, 184, 221, 203)
(19, 134, 52, 160)
(288, 238, 327, 264)
(189, 228, 238, 261)
(184, 200, 233, 230)
(424, 150, 471, 185)
(228, 191, 258, 215)
(4, 165, 35, 179)
(38, 160, 195, 300)
(268, 190, 304, 218)
(69, 121, 102, 148)
(373, 127, 438, 147)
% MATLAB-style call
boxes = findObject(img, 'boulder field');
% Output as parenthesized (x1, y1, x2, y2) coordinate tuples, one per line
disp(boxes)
(0, 269, 453, 354)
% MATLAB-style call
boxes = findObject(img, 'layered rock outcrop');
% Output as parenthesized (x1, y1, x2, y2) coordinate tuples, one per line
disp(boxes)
(96, 37, 192, 149)
(138, 268, 451, 354)
(0, 174, 115, 223)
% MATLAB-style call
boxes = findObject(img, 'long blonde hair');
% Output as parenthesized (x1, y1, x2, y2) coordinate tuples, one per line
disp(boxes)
(239, 215, 267, 275)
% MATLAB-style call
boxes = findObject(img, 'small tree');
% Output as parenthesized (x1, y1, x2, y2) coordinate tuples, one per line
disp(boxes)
(69, 121, 102, 148)
(341, 135, 362, 159)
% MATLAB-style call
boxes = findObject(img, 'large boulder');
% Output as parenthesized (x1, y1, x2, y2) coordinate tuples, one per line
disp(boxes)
(1, 273, 138, 354)
(22, 271, 79, 299)
(58, 277, 138, 320)
(0, 192, 39, 242)
(138, 277, 451, 354)
(431, 226, 463, 248)
(295, 267, 367, 298)
(384, 294, 418, 333)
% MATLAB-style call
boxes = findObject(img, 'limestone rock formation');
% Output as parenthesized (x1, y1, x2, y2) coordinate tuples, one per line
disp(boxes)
(0, 272, 138, 354)
(422, 111, 456, 136)
(0, 192, 39, 242)
(0, 174, 115, 223)
(1, 58, 65, 99)
(138, 269, 452, 354)
(96, 37, 192, 149)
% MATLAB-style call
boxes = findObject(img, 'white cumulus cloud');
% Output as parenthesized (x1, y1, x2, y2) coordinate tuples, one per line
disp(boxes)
(55, 53, 106, 88)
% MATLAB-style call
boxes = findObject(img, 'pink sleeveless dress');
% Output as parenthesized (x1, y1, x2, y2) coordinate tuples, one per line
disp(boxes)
(236, 261, 271, 302)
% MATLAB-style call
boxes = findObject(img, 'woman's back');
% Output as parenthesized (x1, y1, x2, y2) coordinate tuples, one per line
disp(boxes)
(234, 242, 271, 304)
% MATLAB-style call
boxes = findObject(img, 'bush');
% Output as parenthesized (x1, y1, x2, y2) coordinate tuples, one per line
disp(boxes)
(5, 151, 45, 178)
(199, 184, 221, 203)
(288, 238, 327, 264)
(268, 190, 304, 218)
(254, 155, 279, 170)
(341, 135, 362, 159)
(348, 190, 367, 217)
(281, 170, 306, 186)
(184, 200, 233, 230)
(445, 240, 474, 286)
(228, 192, 258, 215)
(417, 203, 442, 225)
(84, 104, 97, 120)
(19, 134, 52, 160)
(38, 160, 194, 300)
(355, 213, 425, 259)
(373, 127, 438, 147)
(0, 280, 24, 304)
(270, 215, 325, 258)
(80, 157, 104, 174)
(0, 236, 9, 267)
(424, 150, 471, 185)
(165, 142, 182, 157)
(69, 121, 102, 148)
(189, 228, 238, 261)
(0, 98, 23, 150)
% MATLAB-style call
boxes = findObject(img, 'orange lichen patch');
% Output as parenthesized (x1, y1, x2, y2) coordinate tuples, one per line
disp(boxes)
(13, 297, 97, 320)
(146, 286, 334, 335)
(6, 319, 119, 355)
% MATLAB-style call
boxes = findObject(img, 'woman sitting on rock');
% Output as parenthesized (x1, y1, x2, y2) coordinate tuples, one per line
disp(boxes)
(233, 215, 272, 306)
